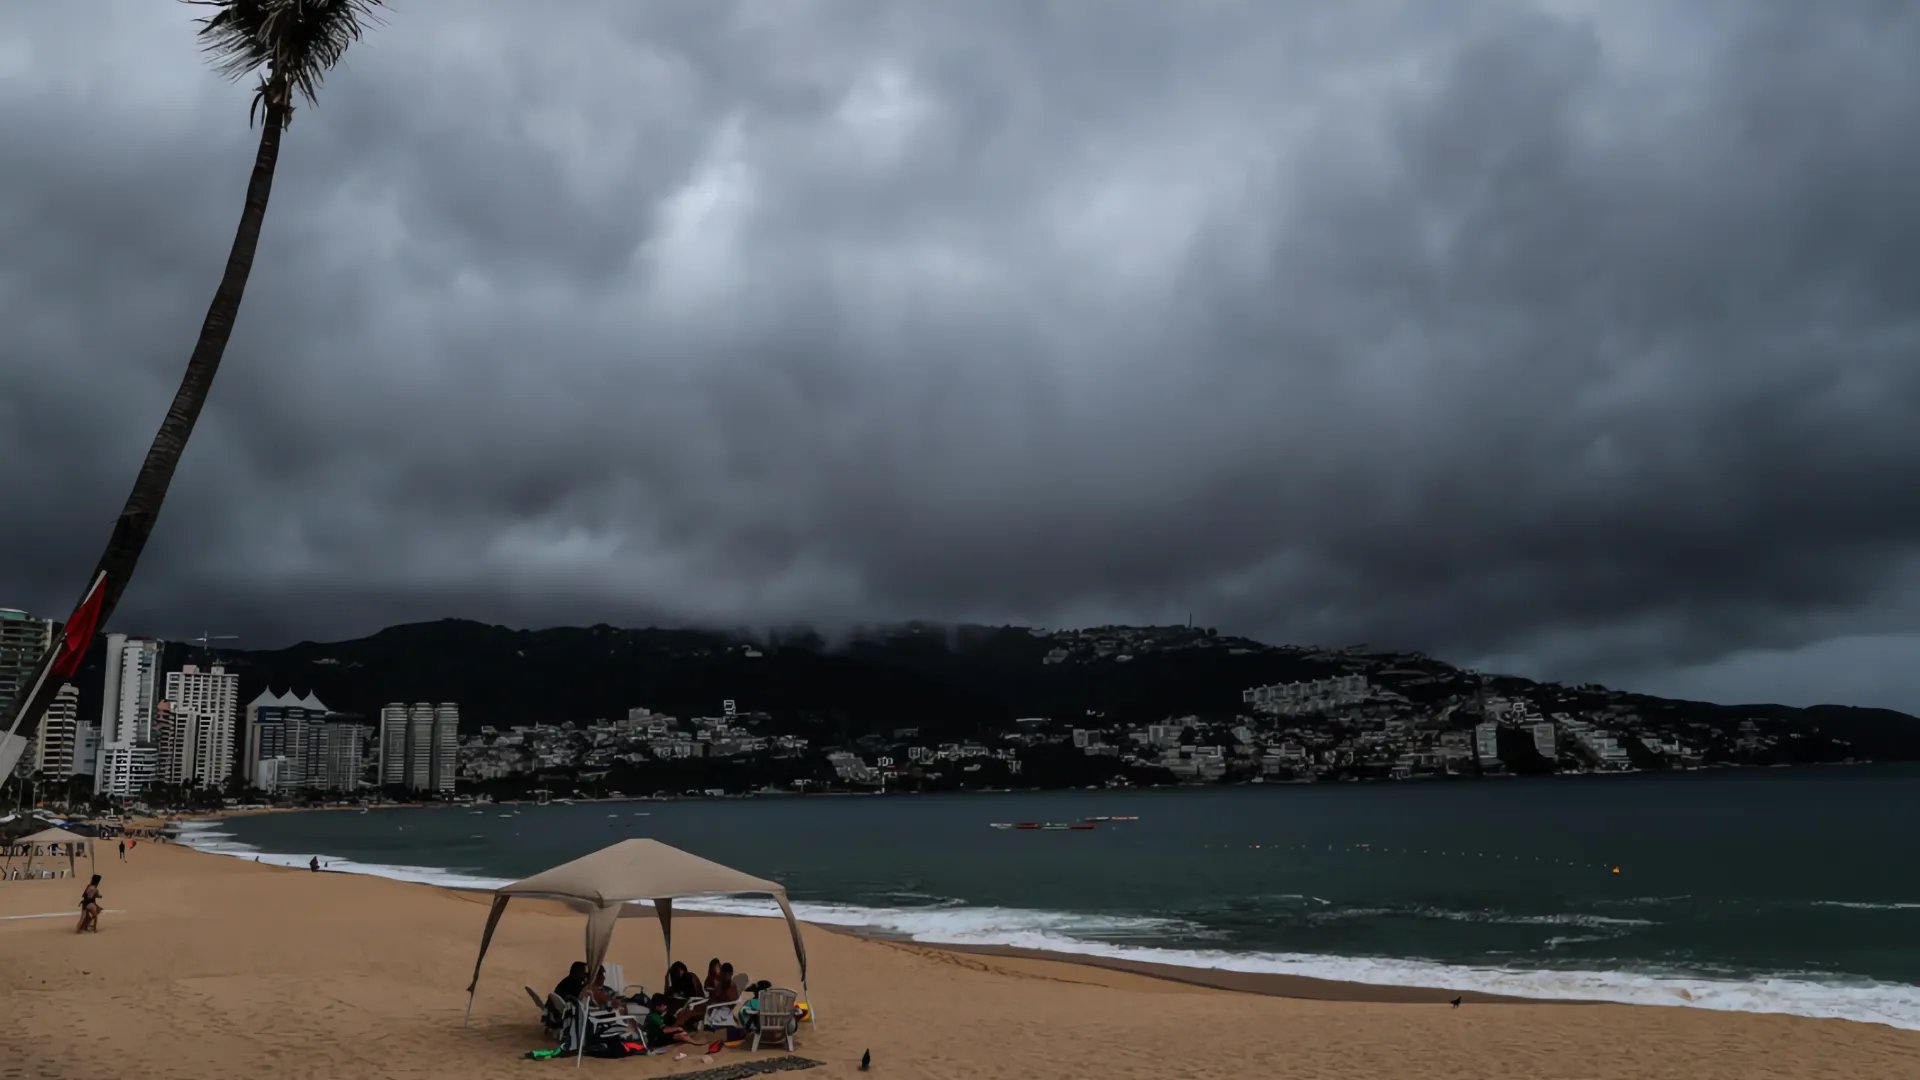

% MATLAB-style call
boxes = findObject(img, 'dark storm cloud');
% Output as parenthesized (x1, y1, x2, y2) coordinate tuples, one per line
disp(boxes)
(3, 1, 1919, 707)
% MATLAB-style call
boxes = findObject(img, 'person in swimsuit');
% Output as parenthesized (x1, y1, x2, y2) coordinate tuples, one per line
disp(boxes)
(76, 875, 102, 933)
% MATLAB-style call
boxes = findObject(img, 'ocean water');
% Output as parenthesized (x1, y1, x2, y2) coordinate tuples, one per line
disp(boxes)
(180, 765, 1920, 1029)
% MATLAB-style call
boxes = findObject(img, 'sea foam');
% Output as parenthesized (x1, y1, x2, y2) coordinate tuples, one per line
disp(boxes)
(174, 820, 1920, 1031)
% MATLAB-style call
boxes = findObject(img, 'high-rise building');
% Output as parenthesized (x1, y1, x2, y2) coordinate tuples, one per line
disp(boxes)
(243, 689, 329, 793)
(431, 703, 459, 794)
(407, 703, 433, 790)
(153, 700, 198, 787)
(0, 608, 54, 733)
(165, 664, 239, 787)
(381, 702, 458, 794)
(33, 683, 81, 777)
(378, 704, 409, 788)
(74, 722, 100, 780)
(97, 634, 163, 797)
(319, 717, 368, 792)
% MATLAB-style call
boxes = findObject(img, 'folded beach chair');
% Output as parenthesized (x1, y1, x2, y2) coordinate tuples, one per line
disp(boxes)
(555, 998, 640, 1053)
(535, 991, 568, 1038)
(749, 988, 800, 1052)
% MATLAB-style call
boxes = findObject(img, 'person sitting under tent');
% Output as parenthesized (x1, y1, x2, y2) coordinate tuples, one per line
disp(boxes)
(553, 962, 590, 1001)
(642, 994, 703, 1048)
(663, 961, 703, 1009)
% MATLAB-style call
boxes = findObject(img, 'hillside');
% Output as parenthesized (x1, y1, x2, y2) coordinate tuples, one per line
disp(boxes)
(43, 618, 1896, 765)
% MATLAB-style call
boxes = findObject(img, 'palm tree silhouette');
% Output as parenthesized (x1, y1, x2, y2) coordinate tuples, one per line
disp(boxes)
(0, 1, 387, 749)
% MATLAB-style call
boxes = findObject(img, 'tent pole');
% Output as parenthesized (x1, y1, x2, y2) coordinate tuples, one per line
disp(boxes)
(802, 975, 817, 1031)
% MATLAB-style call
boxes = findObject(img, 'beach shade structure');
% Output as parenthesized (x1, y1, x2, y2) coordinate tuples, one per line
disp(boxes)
(3, 826, 93, 880)
(461, 838, 811, 1063)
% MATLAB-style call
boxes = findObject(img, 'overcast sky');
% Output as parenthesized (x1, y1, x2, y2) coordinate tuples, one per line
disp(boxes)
(3, 1, 1918, 711)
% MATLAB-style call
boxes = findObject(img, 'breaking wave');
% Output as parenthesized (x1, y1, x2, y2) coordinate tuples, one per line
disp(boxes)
(174, 820, 1920, 1031)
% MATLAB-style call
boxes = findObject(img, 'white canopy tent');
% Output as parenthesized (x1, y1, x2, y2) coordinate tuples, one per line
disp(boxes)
(3, 826, 94, 879)
(462, 839, 811, 1061)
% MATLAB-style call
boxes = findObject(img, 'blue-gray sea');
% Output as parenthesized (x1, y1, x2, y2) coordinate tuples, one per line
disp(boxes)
(182, 765, 1920, 1028)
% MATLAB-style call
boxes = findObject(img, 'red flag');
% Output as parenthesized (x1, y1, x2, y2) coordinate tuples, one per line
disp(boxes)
(50, 571, 107, 678)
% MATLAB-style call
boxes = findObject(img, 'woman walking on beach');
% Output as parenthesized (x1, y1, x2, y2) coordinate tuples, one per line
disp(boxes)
(76, 874, 102, 933)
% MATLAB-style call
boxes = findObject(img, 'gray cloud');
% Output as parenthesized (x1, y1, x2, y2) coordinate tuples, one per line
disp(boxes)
(3, 0, 1919, 709)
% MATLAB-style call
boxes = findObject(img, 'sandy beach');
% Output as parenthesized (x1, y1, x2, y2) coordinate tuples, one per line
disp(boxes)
(3, 843, 1917, 1079)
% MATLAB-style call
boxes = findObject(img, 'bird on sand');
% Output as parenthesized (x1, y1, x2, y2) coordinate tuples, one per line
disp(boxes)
(1450, 997, 1463, 1008)
(860, 1049, 871, 1071)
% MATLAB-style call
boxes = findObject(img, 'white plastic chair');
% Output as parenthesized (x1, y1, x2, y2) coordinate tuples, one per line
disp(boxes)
(750, 988, 800, 1052)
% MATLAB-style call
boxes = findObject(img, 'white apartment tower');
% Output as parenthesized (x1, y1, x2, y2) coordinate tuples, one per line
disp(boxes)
(379, 704, 409, 788)
(153, 700, 198, 787)
(32, 683, 82, 777)
(165, 663, 239, 787)
(381, 702, 459, 794)
(96, 634, 163, 797)
(431, 703, 459, 794)
(407, 703, 433, 790)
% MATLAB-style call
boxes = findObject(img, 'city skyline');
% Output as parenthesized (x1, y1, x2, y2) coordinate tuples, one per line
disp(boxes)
(4, 625, 468, 800)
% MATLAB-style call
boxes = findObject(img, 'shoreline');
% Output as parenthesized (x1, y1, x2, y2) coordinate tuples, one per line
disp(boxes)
(7, 840, 1920, 1078)
(832, 929, 1563, 1005)
(170, 817, 1920, 1030)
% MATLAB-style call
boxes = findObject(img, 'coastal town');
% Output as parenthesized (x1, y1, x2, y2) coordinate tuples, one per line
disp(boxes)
(0, 614, 1889, 812)
(451, 627, 1828, 798)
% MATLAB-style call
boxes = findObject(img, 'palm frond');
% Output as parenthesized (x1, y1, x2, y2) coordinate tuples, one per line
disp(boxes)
(187, 0, 385, 120)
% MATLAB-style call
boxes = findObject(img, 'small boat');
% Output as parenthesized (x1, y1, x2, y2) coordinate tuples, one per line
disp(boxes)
(1040, 824, 1070, 831)
(1015, 823, 1039, 830)
(1084, 816, 1111, 822)
(1110, 816, 1140, 821)
(1069, 824, 1096, 831)
(497, 814, 513, 819)
(989, 823, 1014, 830)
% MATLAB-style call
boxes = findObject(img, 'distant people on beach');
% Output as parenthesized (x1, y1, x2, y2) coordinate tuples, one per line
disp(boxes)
(310, 856, 320, 872)
(76, 875, 102, 933)
(117, 840, 126, 862)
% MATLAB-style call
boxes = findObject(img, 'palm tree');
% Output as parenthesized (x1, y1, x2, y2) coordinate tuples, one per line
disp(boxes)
(0, 1, 385, 747)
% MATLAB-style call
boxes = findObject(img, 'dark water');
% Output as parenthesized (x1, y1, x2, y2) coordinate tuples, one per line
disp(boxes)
(189, 765, 1920, 1028)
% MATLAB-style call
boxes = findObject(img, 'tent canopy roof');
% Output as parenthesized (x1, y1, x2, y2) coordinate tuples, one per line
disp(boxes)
(11, 826, 90, 847)
(496, 838, 783, 906)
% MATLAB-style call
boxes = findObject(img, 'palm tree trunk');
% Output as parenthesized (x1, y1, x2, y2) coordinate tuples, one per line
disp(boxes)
(0, 96, 289, 745)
